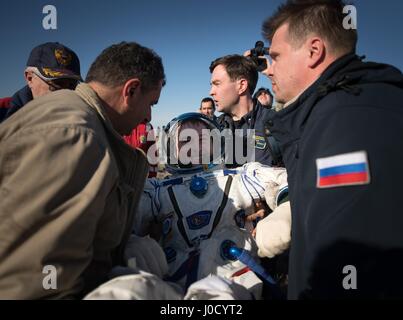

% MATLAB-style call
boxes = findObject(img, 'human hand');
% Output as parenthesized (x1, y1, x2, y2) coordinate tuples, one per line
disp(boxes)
(243, 50, 271, 76)
(246, 201, 266, 236)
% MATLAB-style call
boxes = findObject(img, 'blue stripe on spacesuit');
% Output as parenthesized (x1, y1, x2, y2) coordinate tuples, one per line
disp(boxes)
(160, 169, 240, 188)
(223, 169, 238, 175)
(251, 170, 266, 191)
(241, 174, 264, 203)
(240, 174, 254, 200)
(244, 174, 265, 193)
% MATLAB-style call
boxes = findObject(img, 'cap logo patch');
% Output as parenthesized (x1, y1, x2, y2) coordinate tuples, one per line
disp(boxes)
(42, 67, 65, 78)
(55, 48, 72, 66)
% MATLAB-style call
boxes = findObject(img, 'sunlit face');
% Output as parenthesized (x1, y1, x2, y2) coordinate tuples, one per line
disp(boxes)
(122, 81, 163, 135)
(209, 65, 240, 113)
(200, 101, 215, 118)
(25, 69, 79, 99)
(268, 23, 308, 104)
(25, 70, 53, 98)
(257, 92, 272, 107)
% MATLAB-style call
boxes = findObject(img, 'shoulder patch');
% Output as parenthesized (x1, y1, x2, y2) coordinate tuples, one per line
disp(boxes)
(316, 150, 370, 188)
(186, 211, 212, 230)
(254, 135, 267, 150)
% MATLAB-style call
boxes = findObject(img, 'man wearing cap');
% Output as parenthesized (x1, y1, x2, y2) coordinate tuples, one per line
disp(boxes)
(0, 42, 165, 299)
(0, 42, 81, 122)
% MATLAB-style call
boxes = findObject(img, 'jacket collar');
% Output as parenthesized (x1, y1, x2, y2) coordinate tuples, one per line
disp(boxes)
(274, 52, 403, 129)
(5, 86, 34, 119)
(220, 100, 263, 128)
(11, 86, 33, 108)
(267, 54, 362, 144)
(277, 53, 359, 120)
(75, 83, 119, 136)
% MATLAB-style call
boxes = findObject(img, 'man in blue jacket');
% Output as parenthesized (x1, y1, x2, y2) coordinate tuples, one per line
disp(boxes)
(256, 0, 403, 298)
(209, 54, 282, 167)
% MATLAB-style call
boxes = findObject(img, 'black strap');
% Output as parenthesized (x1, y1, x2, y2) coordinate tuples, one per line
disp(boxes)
(167, 175, 234, 246)
(207, 175, 233, 239)
(168, 186, 193, 248)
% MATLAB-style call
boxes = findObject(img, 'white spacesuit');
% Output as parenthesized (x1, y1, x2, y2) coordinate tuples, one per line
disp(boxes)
(133, 113, 289, 298)
(84, 112, 290, 300)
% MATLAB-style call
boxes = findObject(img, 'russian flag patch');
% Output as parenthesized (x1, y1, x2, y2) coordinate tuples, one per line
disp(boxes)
(316, 151, 370, 188)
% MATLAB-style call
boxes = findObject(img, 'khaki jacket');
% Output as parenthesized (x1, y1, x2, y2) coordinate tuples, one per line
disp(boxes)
(0, 83, 148, 299)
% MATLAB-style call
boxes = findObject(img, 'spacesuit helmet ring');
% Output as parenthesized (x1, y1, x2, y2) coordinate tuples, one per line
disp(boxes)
(162, 112, 224, 174)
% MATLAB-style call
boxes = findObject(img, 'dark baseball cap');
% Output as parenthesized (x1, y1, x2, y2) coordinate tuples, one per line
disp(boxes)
(253, 87, 273, 99)
(26, 42, 82, 81)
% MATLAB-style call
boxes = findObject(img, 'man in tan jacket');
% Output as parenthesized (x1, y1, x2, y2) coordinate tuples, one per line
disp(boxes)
(0, 42, 165, 299)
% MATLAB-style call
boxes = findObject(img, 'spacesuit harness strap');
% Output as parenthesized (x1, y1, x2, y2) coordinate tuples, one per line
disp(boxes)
(167, 175, 233, 248)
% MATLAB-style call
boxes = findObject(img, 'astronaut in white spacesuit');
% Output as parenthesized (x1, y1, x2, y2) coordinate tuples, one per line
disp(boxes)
(134, 113, 289, 296)
(85, 112, 291, 300)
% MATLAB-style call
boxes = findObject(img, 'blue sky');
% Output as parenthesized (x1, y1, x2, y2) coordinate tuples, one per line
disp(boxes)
(1, 0, 402, 128)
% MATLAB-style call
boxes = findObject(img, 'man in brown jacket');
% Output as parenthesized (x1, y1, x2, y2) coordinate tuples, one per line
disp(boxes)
(0, 42, 165, 299)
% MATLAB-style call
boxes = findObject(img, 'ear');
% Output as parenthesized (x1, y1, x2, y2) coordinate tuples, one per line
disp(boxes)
(306, 37, 326, 68)
(238, 78, 249, 95)
(24, 70, 34, 87)
(123, 78, 141, 106)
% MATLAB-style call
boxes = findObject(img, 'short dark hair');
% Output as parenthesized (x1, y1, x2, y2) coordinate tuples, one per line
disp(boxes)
(86, 42, 166, 91)
(262, 0, 357, 56)
(209, 55, 258, 95)
(200, 97, 215, 110)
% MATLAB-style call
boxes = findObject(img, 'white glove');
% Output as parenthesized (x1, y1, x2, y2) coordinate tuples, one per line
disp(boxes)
(84, 269, 183, 300)
(124, 234, 168, 278)
(184, 275, 252, 300)
(255, 201, 291, 258)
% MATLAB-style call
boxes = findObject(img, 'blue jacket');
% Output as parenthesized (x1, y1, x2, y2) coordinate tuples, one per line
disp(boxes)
(217, 101, 282, 167)
(0, 86, 33, 123)
(267, 54, 403, 298)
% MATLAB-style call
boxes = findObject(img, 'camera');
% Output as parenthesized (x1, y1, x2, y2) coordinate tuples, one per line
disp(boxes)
(249, 41, 270, 72)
